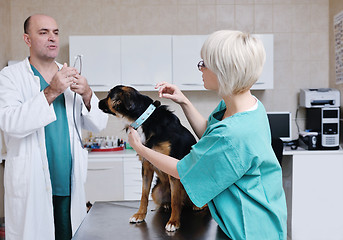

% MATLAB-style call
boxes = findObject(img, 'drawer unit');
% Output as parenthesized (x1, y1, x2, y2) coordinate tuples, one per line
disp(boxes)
(85, 160, 124, 202)
(86, 150, 154, 202)
(123, 157, 142, 200)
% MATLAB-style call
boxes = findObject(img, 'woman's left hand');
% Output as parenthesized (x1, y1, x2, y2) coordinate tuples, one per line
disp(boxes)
(128, 127, 143, 152)
(128, 126, 180, 179)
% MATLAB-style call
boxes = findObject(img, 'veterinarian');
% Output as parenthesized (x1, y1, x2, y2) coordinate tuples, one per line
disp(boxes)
(128, 30, 287, 240)
(0, 14, 108, 240)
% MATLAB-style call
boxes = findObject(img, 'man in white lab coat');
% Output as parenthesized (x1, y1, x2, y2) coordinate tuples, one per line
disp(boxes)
(0, 14, 108, 240)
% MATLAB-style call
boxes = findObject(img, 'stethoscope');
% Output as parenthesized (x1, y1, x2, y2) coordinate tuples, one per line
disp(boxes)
(72, 55, 84, 149)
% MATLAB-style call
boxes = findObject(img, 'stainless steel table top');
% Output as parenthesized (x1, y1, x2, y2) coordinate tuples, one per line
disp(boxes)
(72, 201, 230, 240)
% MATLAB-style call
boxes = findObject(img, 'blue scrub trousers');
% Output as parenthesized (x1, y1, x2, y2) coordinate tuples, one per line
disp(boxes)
(53, 195, 72, 240)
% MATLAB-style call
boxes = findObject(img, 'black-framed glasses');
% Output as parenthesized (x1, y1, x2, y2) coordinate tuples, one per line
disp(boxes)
(197, 60, 206, 71)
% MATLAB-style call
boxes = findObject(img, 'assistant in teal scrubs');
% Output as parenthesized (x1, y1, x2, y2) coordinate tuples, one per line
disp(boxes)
(127, 30, 287, 240)
(177, 99, 287, 240)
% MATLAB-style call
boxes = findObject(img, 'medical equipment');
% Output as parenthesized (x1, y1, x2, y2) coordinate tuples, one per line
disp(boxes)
(73, 55, 84, 148)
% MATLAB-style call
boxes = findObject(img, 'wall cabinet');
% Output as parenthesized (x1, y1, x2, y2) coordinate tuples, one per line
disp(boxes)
(251, 34, 274, 90)
(69, 34, 273, 92)
(172, 35, 208, 90)
(121, 36, 172, 91)
(69, 36, 121, 91)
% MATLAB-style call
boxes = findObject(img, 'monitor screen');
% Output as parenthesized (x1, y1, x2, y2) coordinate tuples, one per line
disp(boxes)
(267, 112, 292, 142)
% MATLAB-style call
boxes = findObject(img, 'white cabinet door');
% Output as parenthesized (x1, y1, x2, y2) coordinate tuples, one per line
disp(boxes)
(172, 34, 273, 90)
(85, 160, 124, 203)
(251, 34, 274, 90)
(172, 35, 208, 90)
(123, 157, 142, 200)
(69, 36, 121, 91)
(69, 34, 273, 92)
(291, 154, 343, 240)
(121, 35, 172, 91)
(283, 153, 343, 240)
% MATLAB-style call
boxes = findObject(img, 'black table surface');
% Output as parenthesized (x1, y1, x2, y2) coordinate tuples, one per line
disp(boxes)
(72, 201, 230, 240)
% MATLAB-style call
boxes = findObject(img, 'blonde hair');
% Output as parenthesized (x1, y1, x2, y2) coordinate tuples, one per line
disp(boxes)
(201, 30, 266, 96)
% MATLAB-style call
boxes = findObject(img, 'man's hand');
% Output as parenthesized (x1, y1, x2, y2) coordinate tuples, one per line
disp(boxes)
(44, 63, 76, 105)
(70, 74, 92, 111)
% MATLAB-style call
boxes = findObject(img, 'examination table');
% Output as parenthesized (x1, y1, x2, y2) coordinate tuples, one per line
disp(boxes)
(72, 201, 230, 240)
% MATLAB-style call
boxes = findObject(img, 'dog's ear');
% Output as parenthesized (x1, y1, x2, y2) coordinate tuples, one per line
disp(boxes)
(122, 97, 134, 111)
(153, 100, 161, 108)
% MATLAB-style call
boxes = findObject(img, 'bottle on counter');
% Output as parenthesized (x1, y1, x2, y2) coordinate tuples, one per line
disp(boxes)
(106, 136, 113, 147)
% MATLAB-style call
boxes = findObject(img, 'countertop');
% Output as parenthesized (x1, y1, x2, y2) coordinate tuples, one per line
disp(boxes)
(3, 145, 343, 162)
(72, 201, 230, 240)
(0, 149, 137, 163)
(283, 145, 343, 155)
(88, 149, 137, 159)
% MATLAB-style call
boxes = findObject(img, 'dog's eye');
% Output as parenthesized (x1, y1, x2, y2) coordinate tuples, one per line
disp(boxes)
(111, 99, 121, 107)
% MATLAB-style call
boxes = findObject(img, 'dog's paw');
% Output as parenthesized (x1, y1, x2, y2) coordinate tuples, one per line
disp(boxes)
(129, 213, 146, 223)
(165, 221, 180, 232)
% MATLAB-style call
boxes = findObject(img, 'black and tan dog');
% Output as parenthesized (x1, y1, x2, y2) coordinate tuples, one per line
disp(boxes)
(99, 85, 202, 231)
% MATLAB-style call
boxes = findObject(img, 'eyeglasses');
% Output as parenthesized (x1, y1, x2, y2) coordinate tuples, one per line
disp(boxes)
(197, 60, 206, 71)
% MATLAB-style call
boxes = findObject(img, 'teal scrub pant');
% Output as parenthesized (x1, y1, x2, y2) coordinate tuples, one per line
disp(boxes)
(53, 195, 72, 240)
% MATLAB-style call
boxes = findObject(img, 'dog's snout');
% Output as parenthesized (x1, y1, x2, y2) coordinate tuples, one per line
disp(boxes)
(98, 99, 108, 111)
(99, 98, 117, 116)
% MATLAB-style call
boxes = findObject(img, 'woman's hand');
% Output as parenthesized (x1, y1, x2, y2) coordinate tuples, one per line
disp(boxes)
(156, 82, 207, 139)
(128, 128, 180, 179)
(128, 126, 143, 153)
(155, 82, 187, 105)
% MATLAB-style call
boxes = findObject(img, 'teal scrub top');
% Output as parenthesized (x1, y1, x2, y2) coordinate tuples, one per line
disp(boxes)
(31, 65, 72, 196)
(177, 100, 287, 240)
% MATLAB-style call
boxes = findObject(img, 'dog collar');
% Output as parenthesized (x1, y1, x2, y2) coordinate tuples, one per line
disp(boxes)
(130, 103, 156, 130)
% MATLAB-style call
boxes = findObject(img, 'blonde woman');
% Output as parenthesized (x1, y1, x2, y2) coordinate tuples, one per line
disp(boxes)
(128, 30, 287, 240)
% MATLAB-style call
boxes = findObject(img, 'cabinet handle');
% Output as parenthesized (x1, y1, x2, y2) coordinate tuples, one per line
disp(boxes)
(88, 168, 114, 171)
(130, 84, 155, 86)
(254, 82, 264, 85)
(181, 83, 203, 86)
(89, 84, 107, 87)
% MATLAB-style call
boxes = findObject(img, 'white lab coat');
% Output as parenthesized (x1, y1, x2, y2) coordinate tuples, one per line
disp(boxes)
(0, 58, 108, 240)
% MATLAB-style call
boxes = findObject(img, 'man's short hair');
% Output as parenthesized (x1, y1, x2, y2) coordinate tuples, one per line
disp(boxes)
(24, 16, 31, 34)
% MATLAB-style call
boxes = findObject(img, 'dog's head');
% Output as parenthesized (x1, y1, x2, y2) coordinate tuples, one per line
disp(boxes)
(99, 85, 160, 122)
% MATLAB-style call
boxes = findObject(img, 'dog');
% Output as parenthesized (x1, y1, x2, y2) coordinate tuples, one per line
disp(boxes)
(99, 85, 205, 231)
